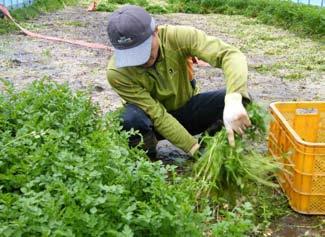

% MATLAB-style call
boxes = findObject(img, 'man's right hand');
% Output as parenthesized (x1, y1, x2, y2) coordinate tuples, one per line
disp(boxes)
(223, 93, 251, 146)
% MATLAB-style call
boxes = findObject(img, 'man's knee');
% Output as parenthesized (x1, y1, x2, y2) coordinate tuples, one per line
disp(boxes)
(121, 104, 157, 158)
(122, 104, 154, 133)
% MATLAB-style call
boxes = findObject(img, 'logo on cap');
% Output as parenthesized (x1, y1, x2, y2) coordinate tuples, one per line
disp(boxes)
(117, 36, 133, 45)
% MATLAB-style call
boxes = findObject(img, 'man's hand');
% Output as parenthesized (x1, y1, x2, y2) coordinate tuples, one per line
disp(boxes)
(223, 93, 251, 146)
(188, 143, 200, 157)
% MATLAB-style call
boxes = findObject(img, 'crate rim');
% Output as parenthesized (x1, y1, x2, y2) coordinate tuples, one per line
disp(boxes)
(269, 101, 325, 148)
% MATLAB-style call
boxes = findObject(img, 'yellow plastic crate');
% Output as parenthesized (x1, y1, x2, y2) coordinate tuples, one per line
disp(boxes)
(268, 101, 325, 215)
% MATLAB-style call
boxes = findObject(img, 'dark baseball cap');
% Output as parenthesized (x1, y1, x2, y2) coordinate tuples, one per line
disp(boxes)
(107, 5, 155, 68)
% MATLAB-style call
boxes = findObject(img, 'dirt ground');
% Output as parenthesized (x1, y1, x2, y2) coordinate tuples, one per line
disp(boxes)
(0, 6, 324, 237)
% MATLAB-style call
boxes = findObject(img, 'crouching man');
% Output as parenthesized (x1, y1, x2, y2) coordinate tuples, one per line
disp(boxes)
(106, 5, 251, 158)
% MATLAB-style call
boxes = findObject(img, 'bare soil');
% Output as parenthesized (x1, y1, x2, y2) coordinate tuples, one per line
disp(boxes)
(0, 6, 324, 237)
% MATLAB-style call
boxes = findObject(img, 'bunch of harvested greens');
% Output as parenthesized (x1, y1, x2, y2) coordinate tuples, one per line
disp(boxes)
(194, 103, 281, 199)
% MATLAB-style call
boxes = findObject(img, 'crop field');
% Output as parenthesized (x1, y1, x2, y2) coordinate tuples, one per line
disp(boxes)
(0, 0, 324, 236)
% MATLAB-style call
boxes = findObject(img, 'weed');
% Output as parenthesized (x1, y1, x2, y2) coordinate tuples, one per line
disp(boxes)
(191, 103, 290, 234)
(41, 49, 52, 59)
(212, 202, 255, 237)
(194, 103, 279, 198)
(97, 0, 171, 14)
(104, 0, 324, 38)
(167, 0, 325, 37)
(63, 20, 85, 27)
(284, 72, 304, 80)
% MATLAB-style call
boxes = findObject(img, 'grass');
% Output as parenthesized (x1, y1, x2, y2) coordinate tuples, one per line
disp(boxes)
(96, 0, 325, 38)
(201, 14, 324, 81)
(95, 0, 171, 13)
(62, 20, 85, 27)
(0, 0, 78, 34)
(168, 0, 325, 38)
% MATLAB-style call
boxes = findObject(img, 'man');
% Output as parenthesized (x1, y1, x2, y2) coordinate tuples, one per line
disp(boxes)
(106, 5, 251, 158)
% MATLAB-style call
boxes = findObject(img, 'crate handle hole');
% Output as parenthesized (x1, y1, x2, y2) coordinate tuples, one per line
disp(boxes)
(296, 108, 318, 115)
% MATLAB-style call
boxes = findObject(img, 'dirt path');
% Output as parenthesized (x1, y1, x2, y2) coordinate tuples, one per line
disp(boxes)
(0, 6, 324, 236)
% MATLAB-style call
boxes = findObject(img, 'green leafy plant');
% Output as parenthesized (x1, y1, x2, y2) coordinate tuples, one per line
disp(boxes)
(95, 0, 324, 37)
(212, 202, 255, 237)
(0, 79, 295, 235)
(193, 103, 281, 199)
(97, 0, 171, 14)
(0, 78, 212, 236)
(167, 0, 325, 37)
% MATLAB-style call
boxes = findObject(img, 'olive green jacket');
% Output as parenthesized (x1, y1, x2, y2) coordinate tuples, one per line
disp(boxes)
(107, 25, 248, 153)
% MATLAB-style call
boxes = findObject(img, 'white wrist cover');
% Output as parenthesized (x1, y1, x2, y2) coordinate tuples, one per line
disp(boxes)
(188, 143, 200, 156)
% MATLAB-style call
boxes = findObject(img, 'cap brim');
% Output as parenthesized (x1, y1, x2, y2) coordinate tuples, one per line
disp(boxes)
(114, 35, 152, 68)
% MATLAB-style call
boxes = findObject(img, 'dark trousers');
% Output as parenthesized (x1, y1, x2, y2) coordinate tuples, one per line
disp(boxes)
(121, 89, 229, 156)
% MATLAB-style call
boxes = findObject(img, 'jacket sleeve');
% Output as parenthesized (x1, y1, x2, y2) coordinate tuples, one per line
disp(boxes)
(107, 69, 198, 153)
(174, 26, 249, 98)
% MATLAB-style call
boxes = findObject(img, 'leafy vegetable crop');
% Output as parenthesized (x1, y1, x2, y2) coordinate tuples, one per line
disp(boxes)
(0, 79, 291, 236)
(0, 79, 211, 236)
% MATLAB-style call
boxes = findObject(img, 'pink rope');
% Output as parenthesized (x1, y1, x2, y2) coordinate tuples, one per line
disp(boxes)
(0, 4, 209, 66)
(0, 4, 113, 51)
